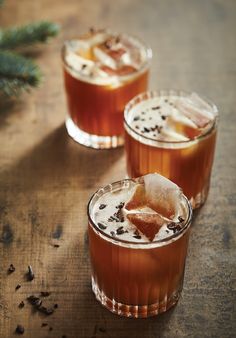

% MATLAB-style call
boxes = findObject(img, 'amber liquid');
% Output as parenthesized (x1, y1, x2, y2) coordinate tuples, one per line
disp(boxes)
(125, 129, 217, 205)
(64, 69, 149, 136)
(89, 222, 190, 317)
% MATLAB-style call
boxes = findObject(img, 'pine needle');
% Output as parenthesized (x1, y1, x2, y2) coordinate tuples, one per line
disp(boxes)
(0, 51, 41, 96)
(0, 21, 59, 50)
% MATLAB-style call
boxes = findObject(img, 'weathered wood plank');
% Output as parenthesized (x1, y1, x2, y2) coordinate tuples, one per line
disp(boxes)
(0, 0, 235, 337)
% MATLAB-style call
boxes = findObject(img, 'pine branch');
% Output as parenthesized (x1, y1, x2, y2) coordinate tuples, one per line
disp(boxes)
(0, 21, 59, 50)
(0, 51, 41, 96)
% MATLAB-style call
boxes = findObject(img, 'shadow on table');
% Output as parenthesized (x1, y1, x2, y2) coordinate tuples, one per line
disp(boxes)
(0, 123, 174, 337)
(0, 123, 124, 192)
(0, 122, 124, 245)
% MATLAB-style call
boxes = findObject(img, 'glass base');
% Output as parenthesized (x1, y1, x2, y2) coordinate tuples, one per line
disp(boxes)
(190, 180, 210, 209)
(65, 117, 124, 149)
(92, 277, 180, 318)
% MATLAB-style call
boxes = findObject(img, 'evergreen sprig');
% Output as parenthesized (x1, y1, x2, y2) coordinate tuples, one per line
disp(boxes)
(0, 21, 59, 50)
(0, 51, 41, 96)
(0, 0, 59, 98)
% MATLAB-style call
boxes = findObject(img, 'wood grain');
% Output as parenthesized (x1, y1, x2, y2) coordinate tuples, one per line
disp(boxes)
(0, 0, 236, 337)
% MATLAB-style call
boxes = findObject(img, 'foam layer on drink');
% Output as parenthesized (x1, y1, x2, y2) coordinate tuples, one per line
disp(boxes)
(126, 92, 216, 142)
(91, 174, 189, 243)
(63, 28, 150, 85)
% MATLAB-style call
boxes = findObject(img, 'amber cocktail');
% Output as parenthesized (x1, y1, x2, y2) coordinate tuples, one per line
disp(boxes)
(124, 90, 218, 208)
(62, 29, 151, 149)
(88, 174, 192, 318)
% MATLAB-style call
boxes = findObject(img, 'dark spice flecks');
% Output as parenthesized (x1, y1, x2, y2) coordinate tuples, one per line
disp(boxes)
(133, 116, 140, 121)
(110, 231, 115, 237)
(108, 216, 118, 222)
(27, 265, 34, 281)
(135, 125, 140, 129)
(27, 295, 39, 305)
(15, 325, 24, 335)
(141, 118, 145, 121)
(97, 222, 107, 230)
(133, 229, 142, 239)
(15, 284, 21, 291)
(141, 111, 146, 115)
(27, 295, 42, 308)
(114, 208, 124, 222)
(178, 216, 185, 223)
(99, 204, 107, 210)
(143, 127, 150, 133)
(161, 115, 166, 120)
(82, 64, 87, 70)
(40, 306, 54, 315)
(8, 264, 15, 274)
(41, 291, 50, 297)
(167, 221, 182, 233)
(116, 226, 125, 235)
(133, 234, 142, 239)
(116, 202, 125, 209)
(156, 125, 163, 133)
(53, 244, 60, 248)
(152, 106, 160, 110)
(27, 295, 54, 315)
(18, 301, 25, 309)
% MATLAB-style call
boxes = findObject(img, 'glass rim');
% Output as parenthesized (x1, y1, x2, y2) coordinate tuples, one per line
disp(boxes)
(124, 89, 219, 146)
(61, 30, 152, 82)
(87, 178, 193, 248)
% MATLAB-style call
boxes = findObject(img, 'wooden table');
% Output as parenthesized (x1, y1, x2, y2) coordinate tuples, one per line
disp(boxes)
(0, 0, 235, 337)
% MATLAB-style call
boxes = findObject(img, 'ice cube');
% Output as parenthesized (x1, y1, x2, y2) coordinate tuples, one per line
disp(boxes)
(177, 95, 214, 128)
(125, 174, 182, 219)
(161, 127, 189, 142)
(125, 184, 146, 210)
(117, 65, 137, 75)
(171, 108, 197, 129)
(81, 31, 108, 48)
(98, 64, 137, 76)
(144, 174, 182, 219)
(120, 36, 143, 68)
(64, 45, 95, 74)
(98, 65, 116, 76)
(190, 92, 213, 112)
(127, 212, 165, 241)
(93, 46, 118, 69)
(167, 109, 201, 139)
